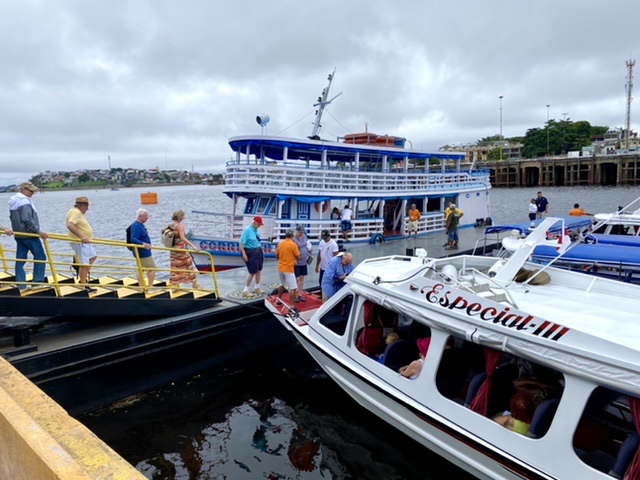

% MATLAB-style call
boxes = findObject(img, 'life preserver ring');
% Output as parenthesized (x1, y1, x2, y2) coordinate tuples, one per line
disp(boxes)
(314, 201, 329, 213)
(369, 233, 385, 244)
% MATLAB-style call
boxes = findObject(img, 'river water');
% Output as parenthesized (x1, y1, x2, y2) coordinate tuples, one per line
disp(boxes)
(3, 184, 640, 479)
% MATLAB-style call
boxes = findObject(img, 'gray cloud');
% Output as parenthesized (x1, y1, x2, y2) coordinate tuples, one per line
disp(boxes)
(0, 0, 638, 184)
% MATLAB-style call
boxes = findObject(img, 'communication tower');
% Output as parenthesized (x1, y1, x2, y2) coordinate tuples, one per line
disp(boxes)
(625, 59, 635, 150)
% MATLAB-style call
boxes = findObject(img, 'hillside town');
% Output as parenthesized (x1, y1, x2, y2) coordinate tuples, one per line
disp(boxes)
(1, 167, 224, 191)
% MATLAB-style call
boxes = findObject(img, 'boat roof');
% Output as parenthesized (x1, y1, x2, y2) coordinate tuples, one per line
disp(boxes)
(484, 216, 592, 235)
(228, 135, 465, 163)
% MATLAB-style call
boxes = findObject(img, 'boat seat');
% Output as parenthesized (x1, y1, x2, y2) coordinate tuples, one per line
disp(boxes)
(525, 397, 561, 438)
(609, 431, 640, 479)
(465, 371, 487, 407)
(382, 339, 419, 373)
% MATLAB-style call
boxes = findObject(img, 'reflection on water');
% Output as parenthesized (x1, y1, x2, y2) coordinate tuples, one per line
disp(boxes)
(81, 343, 475, 480)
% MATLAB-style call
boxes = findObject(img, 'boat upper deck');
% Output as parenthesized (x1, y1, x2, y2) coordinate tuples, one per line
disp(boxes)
(225, 135, 491, 197)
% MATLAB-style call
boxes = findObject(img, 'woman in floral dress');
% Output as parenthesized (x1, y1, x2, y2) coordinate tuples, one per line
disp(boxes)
(169, 210, 201, 289)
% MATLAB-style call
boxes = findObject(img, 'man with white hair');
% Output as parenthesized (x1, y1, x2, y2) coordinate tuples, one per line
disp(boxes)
(8, 181, 48, 289)
(129, 208, 156, 288)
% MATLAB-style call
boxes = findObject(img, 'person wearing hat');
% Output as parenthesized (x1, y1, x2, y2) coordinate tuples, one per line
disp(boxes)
(239, 216, 265, 297)
(66, 196, 97, 289)
(316, 229, 339, 287)
(276, 229, 300, 305)
(8, 182, 49, 289)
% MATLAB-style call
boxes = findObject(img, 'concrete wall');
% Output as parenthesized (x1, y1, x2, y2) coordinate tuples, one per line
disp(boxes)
(0, 356, 145, 480)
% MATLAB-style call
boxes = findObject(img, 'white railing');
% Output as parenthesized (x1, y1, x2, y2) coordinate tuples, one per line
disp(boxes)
(224, 163, 490, 196)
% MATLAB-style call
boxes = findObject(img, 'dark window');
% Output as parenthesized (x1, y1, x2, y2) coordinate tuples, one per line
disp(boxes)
(318, 294, 353, 336)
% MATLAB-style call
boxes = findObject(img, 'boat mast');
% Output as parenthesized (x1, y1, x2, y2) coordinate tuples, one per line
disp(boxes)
(309, 68, 342, 140)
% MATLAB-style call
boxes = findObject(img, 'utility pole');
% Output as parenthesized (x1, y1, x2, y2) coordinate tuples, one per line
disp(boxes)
(108, 155, 111, 170)
(625, 59, 635, 150)
(499, 95, 503, 160)
(546, 104, 551, 156)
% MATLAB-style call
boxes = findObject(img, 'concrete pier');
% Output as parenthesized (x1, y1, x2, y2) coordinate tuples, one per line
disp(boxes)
(0, 356, 144, 479)
(480, 152, 640, 187)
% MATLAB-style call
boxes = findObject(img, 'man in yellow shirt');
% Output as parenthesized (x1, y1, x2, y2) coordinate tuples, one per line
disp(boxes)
(276, 230, 300, 306)
(66, 196, 97, 289)
(407, 204, 420, 238)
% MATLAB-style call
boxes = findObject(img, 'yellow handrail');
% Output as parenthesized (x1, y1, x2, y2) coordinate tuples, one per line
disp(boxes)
(0, 229, 219, 296)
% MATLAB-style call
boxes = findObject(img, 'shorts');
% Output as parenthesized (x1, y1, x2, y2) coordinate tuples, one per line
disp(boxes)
(447, 230, 459, 242)
(278, 271, 298, 290)
(408, 220, 418, 232)
(70, 242, 97, 264)
(139, 256, 157, 269)
(244, 248, 264, 274)
(294, 265, 308, 277)
(341, 220, 352, 232)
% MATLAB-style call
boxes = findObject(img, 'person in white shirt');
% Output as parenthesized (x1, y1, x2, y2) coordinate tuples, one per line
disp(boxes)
(340, 205, 353, 241)
(315, 229, 339, 286)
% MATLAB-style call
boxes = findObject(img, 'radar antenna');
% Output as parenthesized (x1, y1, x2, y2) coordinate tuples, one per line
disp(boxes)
(309, 68, 342, 140)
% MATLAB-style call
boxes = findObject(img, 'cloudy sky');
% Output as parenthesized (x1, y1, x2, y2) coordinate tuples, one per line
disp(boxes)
(1, 0, 639, 185)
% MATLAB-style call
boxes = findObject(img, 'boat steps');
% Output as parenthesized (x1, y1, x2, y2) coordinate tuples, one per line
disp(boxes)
(0, 272, 16, 282)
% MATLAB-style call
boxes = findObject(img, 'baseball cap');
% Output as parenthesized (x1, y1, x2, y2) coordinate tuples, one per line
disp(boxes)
(253, 216, 264, 226)
(321, 229, 330, 238)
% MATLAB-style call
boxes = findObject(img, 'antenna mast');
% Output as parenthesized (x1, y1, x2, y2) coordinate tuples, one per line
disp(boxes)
(625, 58, 635, 150)
(309, 68, 342, 139)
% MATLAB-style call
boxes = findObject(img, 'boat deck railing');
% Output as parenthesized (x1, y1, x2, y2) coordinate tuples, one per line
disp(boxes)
(192, 212, 447, 242)
(224, 163, 490, 196)
(0, 229, 219, 297)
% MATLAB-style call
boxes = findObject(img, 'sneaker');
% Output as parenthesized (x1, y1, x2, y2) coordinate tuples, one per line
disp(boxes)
(241, 291, 253, 298)
(296, 295, 306, 302)
(253, 288, 265, 295)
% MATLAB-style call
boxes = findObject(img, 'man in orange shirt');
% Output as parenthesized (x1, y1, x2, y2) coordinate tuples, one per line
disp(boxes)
(407, 203, 420, 238)
(276, 230, 300, 305)
(568, 203, 593, 216)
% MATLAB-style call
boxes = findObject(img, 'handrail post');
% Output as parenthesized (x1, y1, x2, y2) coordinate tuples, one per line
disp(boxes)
(41, 237, 62, 296)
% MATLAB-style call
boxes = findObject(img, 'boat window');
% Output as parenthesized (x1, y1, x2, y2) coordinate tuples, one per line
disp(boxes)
(573, 388, 638, 477)
(434, 341, 565, 438)
(353, 301, 399, 361)
(318, 294, 353, 336)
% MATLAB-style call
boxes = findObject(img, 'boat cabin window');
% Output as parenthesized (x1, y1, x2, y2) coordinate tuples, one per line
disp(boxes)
(318, 294, 353, 336)
(353, 301, 399, 361)
(432, 341, 565, 438)
(573, 387, 638, 478)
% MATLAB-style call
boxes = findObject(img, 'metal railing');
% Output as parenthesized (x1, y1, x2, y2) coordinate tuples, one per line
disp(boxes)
(0, 229, 219, 297)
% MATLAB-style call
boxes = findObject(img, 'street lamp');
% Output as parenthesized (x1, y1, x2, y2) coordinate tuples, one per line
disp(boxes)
(499, 96, 504, 160)
(561, 112, 569, 121)
(546, 104, 551, 157)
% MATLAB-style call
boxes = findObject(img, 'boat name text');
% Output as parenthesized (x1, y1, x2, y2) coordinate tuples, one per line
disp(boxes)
(421, 283, 569, 341)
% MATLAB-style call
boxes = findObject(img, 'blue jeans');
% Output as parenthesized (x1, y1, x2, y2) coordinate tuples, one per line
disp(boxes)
(15, 237, 47, 288)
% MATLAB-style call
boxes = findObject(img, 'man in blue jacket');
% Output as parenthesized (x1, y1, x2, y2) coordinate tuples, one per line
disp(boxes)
(129, 208, 156, 288)
(8, 182, 48, 289)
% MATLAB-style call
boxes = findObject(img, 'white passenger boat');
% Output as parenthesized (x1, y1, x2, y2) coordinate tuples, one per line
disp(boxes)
(593, 197, 640, 237)
(191, 70, 491, 271)
(265, 217, 640, 480)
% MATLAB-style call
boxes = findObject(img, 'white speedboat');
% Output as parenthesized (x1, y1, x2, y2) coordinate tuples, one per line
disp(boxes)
(593, 197, 640, 237)
(192, 70, 491, 271)
(265, 217, 640, 479)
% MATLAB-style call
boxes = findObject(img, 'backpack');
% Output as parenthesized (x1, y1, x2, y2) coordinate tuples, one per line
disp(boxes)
(125, 224, 133, 251)
(161, 224, 176, 247)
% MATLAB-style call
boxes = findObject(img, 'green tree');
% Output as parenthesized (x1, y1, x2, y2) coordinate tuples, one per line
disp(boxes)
(78, 172, 90, 183)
